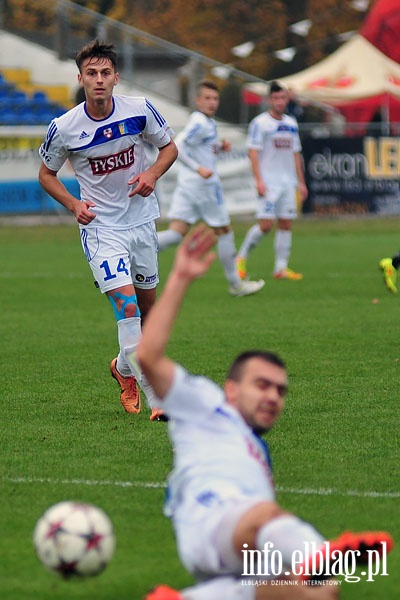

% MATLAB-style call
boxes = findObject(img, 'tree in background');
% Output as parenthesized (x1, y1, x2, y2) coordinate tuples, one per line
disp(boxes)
(107, 0, 288, 78)
(4, 0, 369, 80)
(105, 0, 366, 79)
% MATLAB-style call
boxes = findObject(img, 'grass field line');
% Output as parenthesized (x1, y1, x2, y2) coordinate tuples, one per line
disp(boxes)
(3, 476, 399, 499)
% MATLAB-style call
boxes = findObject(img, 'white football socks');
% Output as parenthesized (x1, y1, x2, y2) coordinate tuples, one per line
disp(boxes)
(116, 316, 142, 379)
(158, 229, 183, 251)
(238, 224, 264, 259)
(255, 514, 324, 567)
(273, 230, 292, 273)
(217, 230, 241, 287)
(117, 318, 158, 407)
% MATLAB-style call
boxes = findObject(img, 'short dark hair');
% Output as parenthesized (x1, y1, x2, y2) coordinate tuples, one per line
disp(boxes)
(196, 79, 219, 94)
(75, 39, 117, 72)
(226, 350, 286, 381)
(269, 80, 287, 95)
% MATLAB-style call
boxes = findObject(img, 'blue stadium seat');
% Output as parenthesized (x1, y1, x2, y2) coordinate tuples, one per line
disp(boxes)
(0, 109, 20, 125)
(0, 74, 67, 124)
(11, 90, 28, 107)
(31, 90, 49, 104)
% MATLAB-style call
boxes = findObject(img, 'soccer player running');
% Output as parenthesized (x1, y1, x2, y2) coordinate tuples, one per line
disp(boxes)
(136, 225, 392, 600)
(157, 80, 264, 297)
(38, 40, 178, 420)
(236, 81, 307, 282)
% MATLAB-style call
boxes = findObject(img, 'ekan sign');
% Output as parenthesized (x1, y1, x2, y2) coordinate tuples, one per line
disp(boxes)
(302, 136, 400, 215)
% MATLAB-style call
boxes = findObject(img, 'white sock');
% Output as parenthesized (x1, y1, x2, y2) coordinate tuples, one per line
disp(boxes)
(217, 231, 241, 287)
(140, 373, 157, 408)
(273, 229, 292, 273)
(182, 576, 254, 600)
(255, 515, 324, 567)
(119, 325, 157, 409)
(238, 224, 264, 259)
(158, 229, 183, 251)
(116, 317, 142, 379)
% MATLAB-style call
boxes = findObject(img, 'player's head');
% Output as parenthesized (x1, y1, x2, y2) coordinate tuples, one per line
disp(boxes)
(195, 80, 220, 117)
(76, 40, 119, 103)
(268, 80, 289, 118)
(76, 39, 118, 73)
(224, 351, 288, 434)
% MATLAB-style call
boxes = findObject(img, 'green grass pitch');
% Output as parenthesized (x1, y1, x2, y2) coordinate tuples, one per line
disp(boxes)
(0, 217, 399, 599)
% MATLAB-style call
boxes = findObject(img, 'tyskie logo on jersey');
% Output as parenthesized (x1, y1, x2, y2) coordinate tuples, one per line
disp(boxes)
(89, 144, 135, 175)
(274, 138, 292, 149)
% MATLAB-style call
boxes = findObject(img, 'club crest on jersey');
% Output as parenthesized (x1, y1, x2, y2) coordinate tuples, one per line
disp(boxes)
(118, 122, 128, 135)
(103, 127, 113, 139)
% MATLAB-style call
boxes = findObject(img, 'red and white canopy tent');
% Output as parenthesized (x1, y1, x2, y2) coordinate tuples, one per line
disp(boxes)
(243, 34, 400, 126)
(360, 0, 400, 64)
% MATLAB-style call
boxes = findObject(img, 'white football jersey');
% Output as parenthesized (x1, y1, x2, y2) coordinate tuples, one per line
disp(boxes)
(39, 95, 174, 229)
(246, 112, 302, 185)
(175, 110, 221, 186)
(159, 365, 275, 519)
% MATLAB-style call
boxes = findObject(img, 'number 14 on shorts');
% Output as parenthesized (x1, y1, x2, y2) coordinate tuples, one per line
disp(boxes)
(100, 258, 129, 281)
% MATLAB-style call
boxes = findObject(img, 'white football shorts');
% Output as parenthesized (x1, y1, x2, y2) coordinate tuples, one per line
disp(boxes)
(79, 221, 159, 293)
(172, 491, 267, 580)
(256, 182, 298, 220)
(167, 181, 231, 227)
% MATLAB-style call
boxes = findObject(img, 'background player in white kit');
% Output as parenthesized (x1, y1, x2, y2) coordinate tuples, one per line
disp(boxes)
(236, 81, 307, 282)
(158, 80, 264, 297)
(38, 40, 178, 419)
(136, 226, 392, 600)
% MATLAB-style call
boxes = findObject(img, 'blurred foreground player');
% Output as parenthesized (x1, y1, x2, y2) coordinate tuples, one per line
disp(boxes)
(38, 39, 177, 420)
(135, 226, 393, 599)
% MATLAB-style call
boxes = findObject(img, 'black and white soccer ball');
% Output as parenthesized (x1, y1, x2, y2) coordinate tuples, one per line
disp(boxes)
(33, 501, 116, 577)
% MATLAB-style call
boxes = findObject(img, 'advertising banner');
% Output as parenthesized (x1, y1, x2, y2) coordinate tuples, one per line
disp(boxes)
(0, 127, 256, 217)
(0, 127, 78, 214)
(302, 136, 400, 215)
(3, 128, 400, 218)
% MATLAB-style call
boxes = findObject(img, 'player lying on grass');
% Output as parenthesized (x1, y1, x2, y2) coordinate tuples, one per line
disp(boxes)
(135, 225, 393, 600)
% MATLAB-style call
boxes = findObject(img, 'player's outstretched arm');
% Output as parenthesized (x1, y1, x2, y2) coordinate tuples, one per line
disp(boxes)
(136, 225, 216, 399)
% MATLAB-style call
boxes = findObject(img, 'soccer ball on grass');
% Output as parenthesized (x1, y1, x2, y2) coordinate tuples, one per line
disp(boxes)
(33, 501, 116, 577)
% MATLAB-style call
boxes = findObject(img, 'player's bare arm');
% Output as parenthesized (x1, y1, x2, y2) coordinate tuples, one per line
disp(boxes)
(249, 148, 267, 197)
(128, 139, 178, 197)
(38, 163, 96, 225)
(220, 139, 231, 152)
(197, 165, 213, 178)
(295, 152, 308, 201)
(137, 225, 216, 399)
(175, 129, 213, 179)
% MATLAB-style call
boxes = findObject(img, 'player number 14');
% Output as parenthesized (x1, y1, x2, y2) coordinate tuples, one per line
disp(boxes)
(99, 258, 129, 281)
